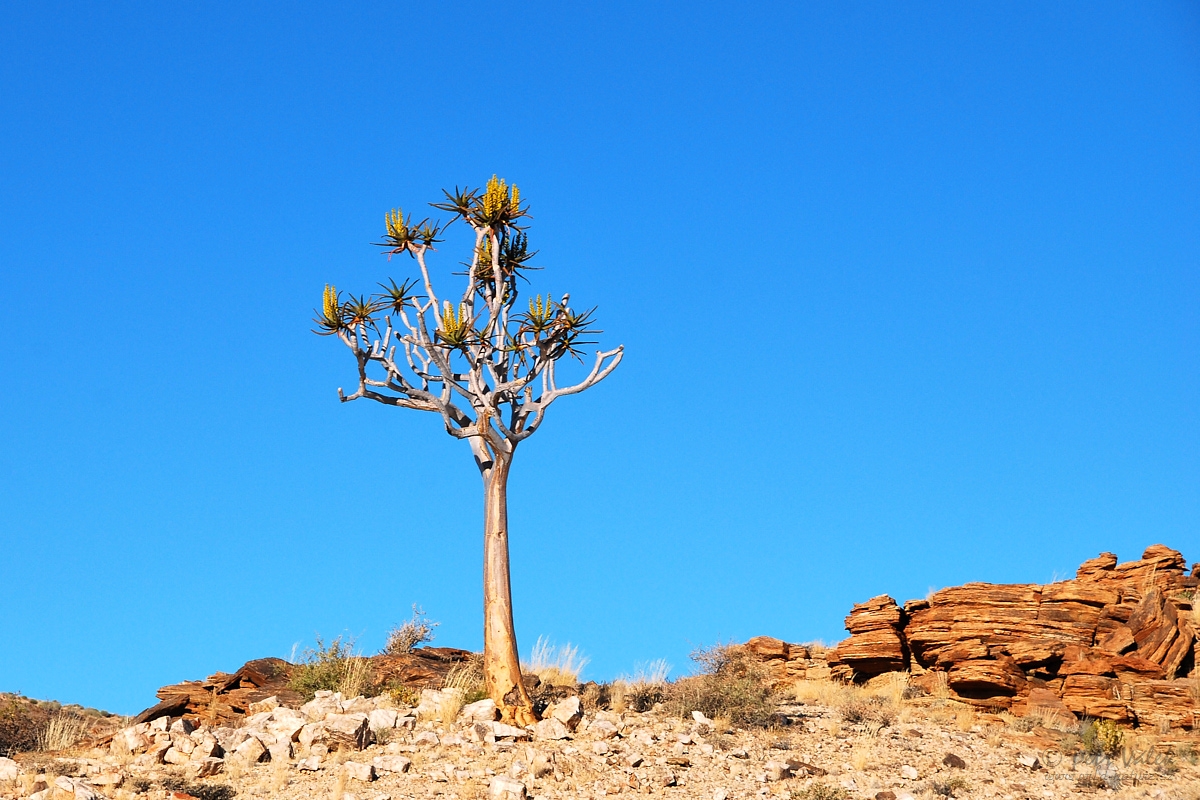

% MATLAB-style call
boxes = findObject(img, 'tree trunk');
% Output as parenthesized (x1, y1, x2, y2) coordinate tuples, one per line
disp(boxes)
(481, 455, 537, 725)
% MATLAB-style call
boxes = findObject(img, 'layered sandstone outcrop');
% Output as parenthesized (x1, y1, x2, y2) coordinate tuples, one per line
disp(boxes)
(821, 545, 1198, 729)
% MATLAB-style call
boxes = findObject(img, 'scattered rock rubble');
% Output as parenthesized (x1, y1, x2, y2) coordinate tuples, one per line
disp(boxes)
(4, 684, 1199, 800)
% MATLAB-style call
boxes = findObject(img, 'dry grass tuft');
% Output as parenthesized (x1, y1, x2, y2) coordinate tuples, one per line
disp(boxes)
(610, 659, 672, 713)
(524, 637, 589, 686)
(36, 711, 88, 752)
(438, 688, 466, 723)
(954, 705, 976, 732)
(443, 653, 487, 704)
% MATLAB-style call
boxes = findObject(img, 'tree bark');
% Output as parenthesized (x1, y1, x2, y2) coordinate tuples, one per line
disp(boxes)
(481, 454, 537, 725)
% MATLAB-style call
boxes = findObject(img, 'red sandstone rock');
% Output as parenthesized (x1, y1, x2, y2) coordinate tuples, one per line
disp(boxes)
(765, 544, 1199, 730)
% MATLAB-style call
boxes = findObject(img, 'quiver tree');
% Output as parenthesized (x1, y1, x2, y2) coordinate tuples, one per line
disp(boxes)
(315, 177, 623, 724)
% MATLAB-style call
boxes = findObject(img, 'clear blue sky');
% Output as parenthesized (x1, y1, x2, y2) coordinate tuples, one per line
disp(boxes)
(1, 2, 1196, 715)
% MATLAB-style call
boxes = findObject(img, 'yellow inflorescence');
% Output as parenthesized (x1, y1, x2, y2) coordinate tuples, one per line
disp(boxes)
(482, 175, 519, 219)
(483, 176, 506, 218)
(323, 284, 339, 323)
(529, 294, 553, 326)
(385, 209, 407, 240)
(441, 301, 471, 340)
(476, 236, 493, 268)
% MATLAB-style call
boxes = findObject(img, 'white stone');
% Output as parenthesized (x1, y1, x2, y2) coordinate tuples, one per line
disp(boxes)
(413, 730, 440, 747)
(170, 733, 196, 754)
(460, 699, 499, 722)
(0, 757, 19, 782)
(488, 775, 528, 800)
(900, 764, 918, 780)
(343, 696, 375, 714)
(324, 713, 372, 750)
(233, 735, 268, 763)
(589, 719, 619, 739)
(491, 722, 531, 740)
(533, 718, 571, 741)
(267, 714, 307, 743)
(163, 747, 191, 766)
(301, 695, 341, 721)
(1018, 754, 1042, 771)
(169, 718, 195, 736)
(298, 756, 323, 771)
(548, 696, 583, 730)
(691, 710, 713, 727)
(298, 722, 325, 748)
(268, 741, 293, 762)
(247, 695, 280, 714)
(764, 761, 790, 781)
(368, 708, 399, 731)
(714, 791, 728, 800)
(54, 777, 99, 800)
(186, 757, 225, 778)
(371, 755, 412, 774)
(591, 741, 609, 755)
(344, 761, 376, 782)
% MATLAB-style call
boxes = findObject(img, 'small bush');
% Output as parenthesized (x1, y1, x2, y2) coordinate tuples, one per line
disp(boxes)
(383, 605, 439, 655)
(160, 777, 236, 800)
(789, 784, 850, 800)
(1081, 718, 1123, 758)
(837, 695, 895, 728)
(1075, 774, 1109, 790)
(931, 776, 970, 797)
(289, 636, 378, 701)
(0, 698, 39, 757)
(664, 644, 776, 728)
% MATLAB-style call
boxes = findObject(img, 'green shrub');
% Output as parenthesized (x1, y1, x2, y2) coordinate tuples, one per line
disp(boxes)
(160, 777, 236, 800)
(664, 644, 776, 728)
(931, 776, 970, 797)
(288, 636, 378, 701)
(1081, 718, 1123, 758)
(789, 784, 850, 800)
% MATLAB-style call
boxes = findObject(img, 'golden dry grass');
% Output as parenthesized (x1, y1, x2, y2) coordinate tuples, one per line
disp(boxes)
(523, 637, 589, 686)
(36, 712, 88, 753)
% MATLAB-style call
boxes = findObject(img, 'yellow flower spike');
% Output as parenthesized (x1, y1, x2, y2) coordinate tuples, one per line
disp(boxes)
(483, 175, 509, 218)
(323, 284, 339, 323)
(386, 209, 407, 239)
(510, 184, 520, 212)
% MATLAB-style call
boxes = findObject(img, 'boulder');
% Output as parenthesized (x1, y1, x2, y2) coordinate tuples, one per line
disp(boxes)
(343, 761, 376, 782)
(488, 775, 528, 799)
(533, 718, 571, 741)
(372, 755, 412, 774)
(323, 714, 372, 751)
(547, 696, 583, 730)
(459, 698, 499, 723)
